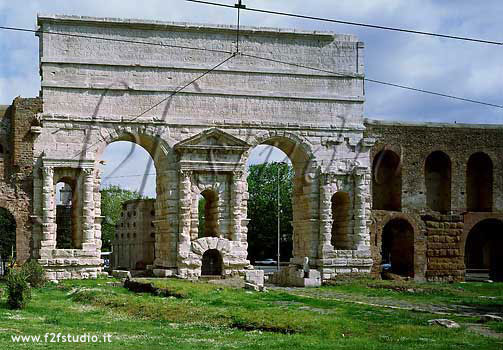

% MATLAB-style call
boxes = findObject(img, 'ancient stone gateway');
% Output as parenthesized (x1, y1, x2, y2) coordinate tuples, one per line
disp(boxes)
(33, 15, 373, 281)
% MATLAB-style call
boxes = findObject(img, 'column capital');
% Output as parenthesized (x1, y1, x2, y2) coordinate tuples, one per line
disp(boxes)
(232, 170, 244, 180)
(179, 169, 193, 179)
(82, 168, 94, 177)
(41, 166, 54, 177)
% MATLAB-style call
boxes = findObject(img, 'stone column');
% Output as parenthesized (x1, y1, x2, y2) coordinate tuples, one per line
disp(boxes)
(318, 173, 333, 255)
(41, 166, 55, 246)
(177, 170, 192, 269)
(230, 170, 244, 241)
(82, 168, 95, 247)
(353, 170, 370, 250)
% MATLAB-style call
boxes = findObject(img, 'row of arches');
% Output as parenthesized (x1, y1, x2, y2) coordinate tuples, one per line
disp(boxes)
(379, 217, 503, 281)
(100, 130, 313, 273)
(373, 150, 494, 213)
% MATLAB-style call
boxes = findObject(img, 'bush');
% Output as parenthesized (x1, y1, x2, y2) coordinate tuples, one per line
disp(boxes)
(21, 260, 47, 288)
(5, 268, 31, 309)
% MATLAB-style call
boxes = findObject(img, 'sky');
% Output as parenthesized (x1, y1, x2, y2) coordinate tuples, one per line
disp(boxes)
(0, 0, 501, 197)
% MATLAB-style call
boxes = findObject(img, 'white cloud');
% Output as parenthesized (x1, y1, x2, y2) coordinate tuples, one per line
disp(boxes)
(1, 0, 502, 195)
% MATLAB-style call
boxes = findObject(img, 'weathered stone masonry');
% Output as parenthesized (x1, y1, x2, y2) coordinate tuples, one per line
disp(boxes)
(30, 15, 372, 280)
(0, 98, 42, 263)
(1, 14, 501, 283)
(366, 120, 503, 281)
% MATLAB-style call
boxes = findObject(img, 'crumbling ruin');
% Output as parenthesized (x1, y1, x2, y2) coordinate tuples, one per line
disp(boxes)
(0, 15, 501, 283)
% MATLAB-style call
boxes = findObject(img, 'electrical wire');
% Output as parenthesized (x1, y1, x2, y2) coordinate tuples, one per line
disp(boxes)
(0, 25, 233, 55)
(128, 53, 236, 122)
(0, 24, 500, 109)
(185, 0, 502, 46)
(239, 52, 503, 109)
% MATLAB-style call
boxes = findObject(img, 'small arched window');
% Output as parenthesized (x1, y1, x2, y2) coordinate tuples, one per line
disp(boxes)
(425, 151, 451, 213)
(466, 152, 493, 212)
(331, 192, 351, 249)
(372, 149, 401, 211)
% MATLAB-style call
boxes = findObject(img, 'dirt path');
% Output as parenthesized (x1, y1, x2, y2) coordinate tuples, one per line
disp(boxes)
(273, 287, 503, 339)
(278, 287, 503, 318)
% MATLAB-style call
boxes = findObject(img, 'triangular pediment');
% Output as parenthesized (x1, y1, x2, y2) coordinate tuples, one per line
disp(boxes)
(174, 128, 250, 152)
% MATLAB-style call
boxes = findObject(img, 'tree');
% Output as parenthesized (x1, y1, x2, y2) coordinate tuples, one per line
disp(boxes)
(100, 185, 144, 251)
(0, 208, 16, 260)
(247, 162, 293, 263)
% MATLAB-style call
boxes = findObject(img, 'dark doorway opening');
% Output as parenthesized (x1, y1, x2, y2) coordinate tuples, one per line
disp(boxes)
(465, 219, 503, 281)
(0, 207, 16, 273)
(201, 249, 223, 276)
(381, 219, 414, 277)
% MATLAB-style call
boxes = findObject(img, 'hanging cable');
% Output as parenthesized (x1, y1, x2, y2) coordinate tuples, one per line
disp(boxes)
(185, 0, 502, 46)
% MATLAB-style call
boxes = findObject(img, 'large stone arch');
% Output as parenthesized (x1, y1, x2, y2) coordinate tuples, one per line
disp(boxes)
(95, 127, 179, 272)
(250, 130, 317, 174)
(96, 126, 174, 165)
(247, 130, 320, 265)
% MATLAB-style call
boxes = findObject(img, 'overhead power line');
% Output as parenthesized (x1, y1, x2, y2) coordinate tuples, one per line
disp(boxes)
(128, 53, 236, 122)
(239, 53, 503, 109)
(0, 25, 233, 54)
(185, 0, 502, 46)
(69, 53, 236, 160)
(0, 24, 501, 109)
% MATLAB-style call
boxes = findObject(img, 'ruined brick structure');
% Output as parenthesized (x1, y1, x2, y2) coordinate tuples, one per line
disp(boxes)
(112, 199, 156, 270)
(366, 120, 503, 281)
(0, 15, 500, 283)
(0, 98, 42, 263)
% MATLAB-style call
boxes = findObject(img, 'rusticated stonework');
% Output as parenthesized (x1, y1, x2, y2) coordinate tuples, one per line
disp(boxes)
(0, 15, 501, 284)
(30, 15, 372, 282)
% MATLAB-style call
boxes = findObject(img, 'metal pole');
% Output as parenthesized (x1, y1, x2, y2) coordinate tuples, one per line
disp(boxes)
(277, 163, 281, 272)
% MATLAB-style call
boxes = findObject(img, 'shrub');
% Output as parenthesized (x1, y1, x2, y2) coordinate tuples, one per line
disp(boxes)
(5, 268, 32, 309)
(21, 260, 47, 288)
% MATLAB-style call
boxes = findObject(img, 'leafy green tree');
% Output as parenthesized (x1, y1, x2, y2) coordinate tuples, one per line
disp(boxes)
(247, 162, 293, 263)
(0, 208, 16, 260)
(100, 185, 144, 251)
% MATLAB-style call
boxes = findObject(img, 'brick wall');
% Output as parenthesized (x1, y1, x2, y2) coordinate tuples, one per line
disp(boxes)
(366, 120, 503, 281)
(0, 98, 41, 262)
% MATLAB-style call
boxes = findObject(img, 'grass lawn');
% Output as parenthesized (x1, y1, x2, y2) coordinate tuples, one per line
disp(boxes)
(0, 277, 501, 349)
(321, 278, 503, 308)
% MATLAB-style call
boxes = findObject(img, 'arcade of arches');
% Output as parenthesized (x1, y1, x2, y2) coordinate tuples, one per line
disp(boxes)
(0, 16, 502, 283)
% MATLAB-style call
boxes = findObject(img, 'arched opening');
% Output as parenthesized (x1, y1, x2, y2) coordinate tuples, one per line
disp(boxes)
(331, 192, 351, 249)
(465, 219, 503, 281)
(425, 151, 451, 213)
(198, 189, 219, 238)
(201, 249, 223, 276)
(99, 138, 160, 271)
(372, 150, 401, 211)
(0, 207, 16, 274)
(55, 179, 80, 249)
(381, 219, 414, 277)
(466, 152, 493, 212)
(246, 142, 295, 265)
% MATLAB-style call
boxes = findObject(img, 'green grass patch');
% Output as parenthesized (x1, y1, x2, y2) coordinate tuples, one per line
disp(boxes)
(0, 278, 501, 349)
(323, 278, 503, 309)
